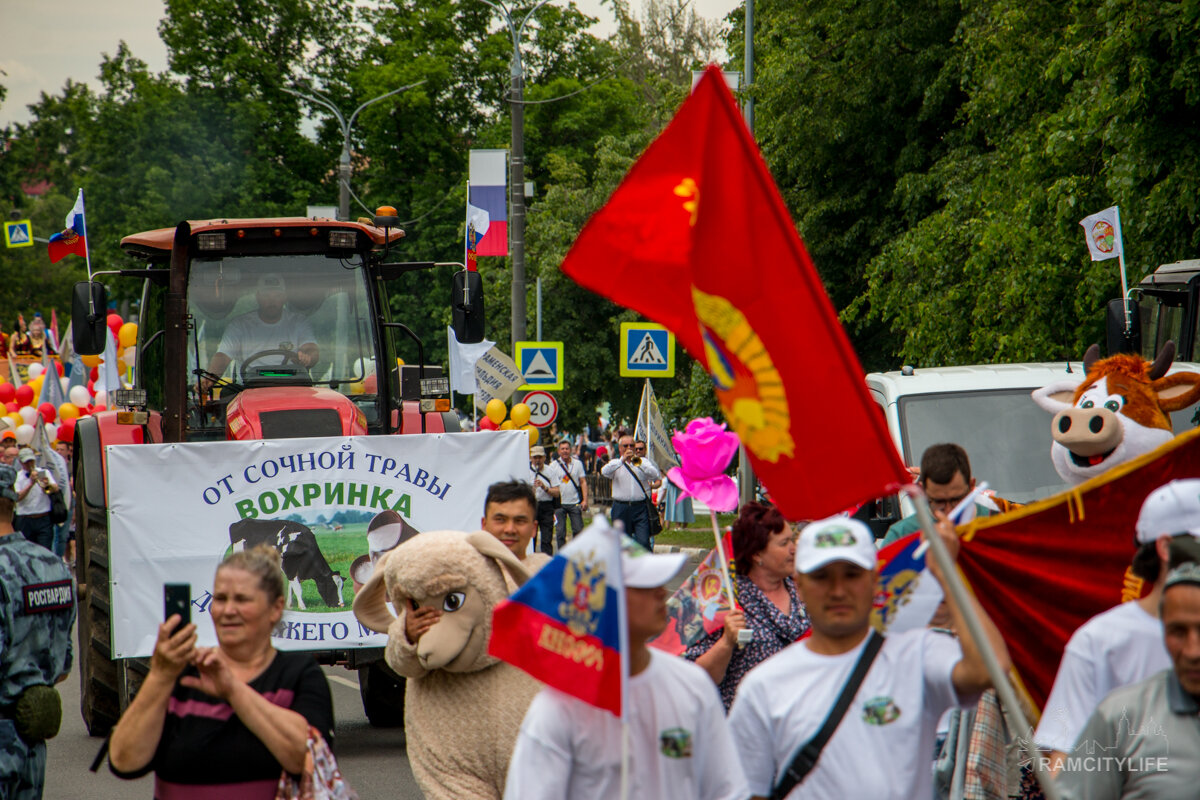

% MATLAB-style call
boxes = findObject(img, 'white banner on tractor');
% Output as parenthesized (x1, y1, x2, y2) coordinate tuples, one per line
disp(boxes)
(106, 430, 530, 658)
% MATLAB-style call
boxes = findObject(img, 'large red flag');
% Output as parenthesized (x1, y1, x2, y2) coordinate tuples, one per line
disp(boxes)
(560, 65, 908, 520)
(957, 426, 1200, 710)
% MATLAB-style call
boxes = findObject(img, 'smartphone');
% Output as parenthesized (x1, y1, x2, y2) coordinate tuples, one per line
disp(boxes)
(164, 583, 191, 633)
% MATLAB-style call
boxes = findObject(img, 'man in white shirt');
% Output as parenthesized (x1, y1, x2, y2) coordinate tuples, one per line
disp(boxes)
(202, 273, 318, 389)
(530, 446, 564, 555)
(728, 514, 1010, 799)
(601, 434, 661, 548)
(1035, 479, 1200, 770)
(552, 439, 588, 548)
(504, 537, 750, 800)
(14, 448, 57, 551)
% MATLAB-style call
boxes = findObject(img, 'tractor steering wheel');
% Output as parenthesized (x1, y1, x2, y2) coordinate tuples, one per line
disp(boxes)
(239, 348, 307, 381)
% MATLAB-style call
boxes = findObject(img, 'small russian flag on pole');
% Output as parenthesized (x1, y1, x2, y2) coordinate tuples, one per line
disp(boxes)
(48, 189, 88, 264)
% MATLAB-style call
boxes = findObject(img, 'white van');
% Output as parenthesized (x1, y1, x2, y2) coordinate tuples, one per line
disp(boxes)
(862, 360, 1200, 535)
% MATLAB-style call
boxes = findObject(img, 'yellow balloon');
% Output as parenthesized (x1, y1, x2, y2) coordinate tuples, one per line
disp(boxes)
(81, 353, 101, 368)
(58, 403, 80, 420)
(486, 398, 507, 425)
(499, 420, 516, 430)
(522, 423, 538, 446)
(7, 413, 21, 429)
(510, 402, 531, 427)
(118, 322, 138, 348)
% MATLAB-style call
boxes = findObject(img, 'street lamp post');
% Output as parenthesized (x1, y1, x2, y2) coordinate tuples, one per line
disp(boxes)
(284, 82, 426, 221)
(479, 0, 552, 351)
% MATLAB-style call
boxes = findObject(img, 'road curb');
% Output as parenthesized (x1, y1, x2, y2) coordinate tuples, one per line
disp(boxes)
(653, 545, 708, 557)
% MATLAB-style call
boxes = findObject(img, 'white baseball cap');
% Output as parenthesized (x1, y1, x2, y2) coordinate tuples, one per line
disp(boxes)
(795, 516, 878, 574)
(1135, 479, 1200, 544)
(621, 536, 687, 589)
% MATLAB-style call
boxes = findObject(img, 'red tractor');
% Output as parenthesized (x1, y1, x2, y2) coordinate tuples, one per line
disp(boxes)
(70, 211, 482, 734)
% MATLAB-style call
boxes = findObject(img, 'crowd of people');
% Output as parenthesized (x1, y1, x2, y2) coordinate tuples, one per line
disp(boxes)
(5, 427, 1199, 800)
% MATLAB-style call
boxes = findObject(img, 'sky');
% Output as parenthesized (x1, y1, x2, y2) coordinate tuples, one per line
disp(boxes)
(0, 0, 740, 128)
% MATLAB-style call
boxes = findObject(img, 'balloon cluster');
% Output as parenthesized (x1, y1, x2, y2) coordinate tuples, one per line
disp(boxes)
(0, 315, 137, 446)
(478, 398, 540, 445)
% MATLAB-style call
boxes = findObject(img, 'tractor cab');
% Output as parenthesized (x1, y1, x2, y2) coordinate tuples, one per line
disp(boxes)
(1135, 259, 1200, 362)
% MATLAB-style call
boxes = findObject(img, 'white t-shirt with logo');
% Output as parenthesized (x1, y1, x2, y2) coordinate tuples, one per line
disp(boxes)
(1034, 600, 1170, 752)
(216, 309, 316, 365)
(728, 628, 964, 799)
(554, 457, 586, 505)
(503, 649, 748, 800)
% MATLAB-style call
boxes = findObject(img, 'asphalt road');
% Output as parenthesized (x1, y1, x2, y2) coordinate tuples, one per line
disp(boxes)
(44, 550, 703, 798)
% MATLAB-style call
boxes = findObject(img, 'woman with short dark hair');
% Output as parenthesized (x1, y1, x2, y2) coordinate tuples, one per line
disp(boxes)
(684, 502, 809, 709)
(108, 546, 334, 798)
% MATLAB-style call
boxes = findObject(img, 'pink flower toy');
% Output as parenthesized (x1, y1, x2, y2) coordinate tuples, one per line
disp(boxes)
(667, 417, 741, 612)
(667, 417, 740, 511)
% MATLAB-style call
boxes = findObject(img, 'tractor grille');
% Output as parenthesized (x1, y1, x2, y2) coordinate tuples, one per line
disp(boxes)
(259, 409, 343, 439)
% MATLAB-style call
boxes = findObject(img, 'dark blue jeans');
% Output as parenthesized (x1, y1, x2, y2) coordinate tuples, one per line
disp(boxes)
(610, 500, 651, 549)
(16, 514, 55, 552)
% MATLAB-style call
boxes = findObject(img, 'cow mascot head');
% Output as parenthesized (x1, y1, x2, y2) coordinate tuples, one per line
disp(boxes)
(1032, 342, 1200, 485)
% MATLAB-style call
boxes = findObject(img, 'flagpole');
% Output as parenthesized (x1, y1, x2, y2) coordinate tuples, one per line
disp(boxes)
(906, 487, 1062, 800)
(80, 189, 93, 283)
(1113, 206, 1131, 332)
(464, 180, 470, 268)
(708, 510, 737, 613)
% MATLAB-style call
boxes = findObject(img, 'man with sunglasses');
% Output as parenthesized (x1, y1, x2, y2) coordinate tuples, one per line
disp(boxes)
(881, 444, 1017, 546)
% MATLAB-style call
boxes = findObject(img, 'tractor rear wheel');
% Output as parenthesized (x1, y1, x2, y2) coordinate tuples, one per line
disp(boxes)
(358, 660, 406, 727)
(75, 456, 121, 737)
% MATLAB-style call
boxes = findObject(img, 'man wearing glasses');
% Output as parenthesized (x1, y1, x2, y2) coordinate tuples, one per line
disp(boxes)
(601, 434, 661, 548)
(880, 444, 1017, 546)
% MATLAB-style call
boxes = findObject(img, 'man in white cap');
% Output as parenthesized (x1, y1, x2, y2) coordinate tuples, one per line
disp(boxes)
(728, 514, 1009, 799)
(14, 448, 57, 551)
(1035, 478, 1200, 771)
(504, 537, 749, 800)
(529, 446, 563, 555)
(1057, 560, 1200, 798)
(202, 273, 318, 390)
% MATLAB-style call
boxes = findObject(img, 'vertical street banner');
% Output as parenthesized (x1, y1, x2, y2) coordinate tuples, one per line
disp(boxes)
(634, 380, 679, 470)
(469, 149, 509, 257)
(106, 431, 530, 658)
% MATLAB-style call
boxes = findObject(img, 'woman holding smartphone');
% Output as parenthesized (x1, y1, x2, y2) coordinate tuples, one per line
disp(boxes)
(108, 546, 333, 798)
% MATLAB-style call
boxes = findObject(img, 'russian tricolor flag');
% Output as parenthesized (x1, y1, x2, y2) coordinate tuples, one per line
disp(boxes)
(48, 189, 88, 264)
(468, 149, 508, 257)
(489, 521, 628, 716)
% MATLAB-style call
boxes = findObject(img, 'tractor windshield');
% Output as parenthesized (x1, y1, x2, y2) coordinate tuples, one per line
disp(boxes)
(186, 255, 378, 429)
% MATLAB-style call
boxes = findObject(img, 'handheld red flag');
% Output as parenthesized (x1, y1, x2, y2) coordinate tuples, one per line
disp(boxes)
(957, 427, 1200, 709)
(560, 65, 908, 520)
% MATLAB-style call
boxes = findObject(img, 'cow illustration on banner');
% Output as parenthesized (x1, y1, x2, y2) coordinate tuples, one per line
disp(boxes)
(106, 430, 530, 658)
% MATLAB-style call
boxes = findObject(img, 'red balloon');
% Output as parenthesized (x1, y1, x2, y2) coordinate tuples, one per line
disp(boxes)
(15, 385, 33, 407)
(4, 402, 15, 414)
(92, 404, 106, 413)
(478, 417, 498, 431)
(54, 360, 64, 376)
(0, 384, 13, 404)
(38, 402, 56, 423)
(362, 374, 378, 393)
(89, 368, 98, 383)
(107, 312, 123, 336)
(57, 417, 76, 442)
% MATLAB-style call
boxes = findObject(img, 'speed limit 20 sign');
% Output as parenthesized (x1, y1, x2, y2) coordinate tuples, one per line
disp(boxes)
(523, 391, 558, 428)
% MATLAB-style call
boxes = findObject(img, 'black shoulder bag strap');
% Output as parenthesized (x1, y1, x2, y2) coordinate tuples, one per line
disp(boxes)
(620, 460, 651, 501)
(557, 458, 582, 501)
(769, 630, 885, 800)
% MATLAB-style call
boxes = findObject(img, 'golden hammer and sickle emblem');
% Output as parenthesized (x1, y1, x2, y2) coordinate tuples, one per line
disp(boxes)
(674, 178, 699, 226)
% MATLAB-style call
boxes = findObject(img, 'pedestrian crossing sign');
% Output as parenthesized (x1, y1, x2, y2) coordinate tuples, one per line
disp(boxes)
(620, 322, 675, 378)
(4, 220, 33, 249)
(515, 341, 564, 390)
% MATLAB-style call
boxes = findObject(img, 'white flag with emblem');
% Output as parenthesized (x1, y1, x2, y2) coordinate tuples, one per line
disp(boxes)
(1079, 206, 1123, 261)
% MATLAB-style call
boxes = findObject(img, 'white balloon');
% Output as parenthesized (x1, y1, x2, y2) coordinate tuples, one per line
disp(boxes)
(45, 423, 57, 442)
(26, 363, 43, 380)
(123, 346, 137, 363)
(59, 377, 69, 392)
(17, 406, 36, 426)
(15, 424, 34, 445)
(69, 386, 90, 407)
(94, 390, 108, 408)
